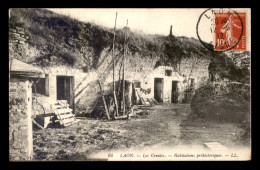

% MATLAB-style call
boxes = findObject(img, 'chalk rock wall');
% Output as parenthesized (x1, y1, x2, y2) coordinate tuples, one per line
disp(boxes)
(33, 52, 211, 115)
(179, 57, 211, 89)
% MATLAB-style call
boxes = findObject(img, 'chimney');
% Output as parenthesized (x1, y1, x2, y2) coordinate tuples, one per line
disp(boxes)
(170, 25, 173, 36)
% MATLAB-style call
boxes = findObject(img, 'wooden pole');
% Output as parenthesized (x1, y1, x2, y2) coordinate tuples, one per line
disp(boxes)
(117, 59, 123, 116)
(112, 12, 119, 118)
(98, 80, 110, 120)
(122, 19, 128, 115)
(122, 57, 125, 114)
(117, 59, 123, 96)
(112, 12, 118, 91)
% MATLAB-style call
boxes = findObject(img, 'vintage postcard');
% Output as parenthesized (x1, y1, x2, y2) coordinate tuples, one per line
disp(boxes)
(9, 8, 251, 161)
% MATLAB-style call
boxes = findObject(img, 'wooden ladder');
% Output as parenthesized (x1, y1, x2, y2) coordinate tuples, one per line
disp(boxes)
(51, 100, 76, 127)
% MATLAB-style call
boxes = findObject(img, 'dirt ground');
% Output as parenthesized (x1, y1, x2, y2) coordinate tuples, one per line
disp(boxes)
(33, 104, 250, 160)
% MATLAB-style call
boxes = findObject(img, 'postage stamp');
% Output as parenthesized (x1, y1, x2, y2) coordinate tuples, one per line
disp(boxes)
(196, 8, 249, 52)
(214, 11, 246, 51)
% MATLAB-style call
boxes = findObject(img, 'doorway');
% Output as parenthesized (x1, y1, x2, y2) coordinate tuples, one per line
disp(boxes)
(171, 81, 178, 103)
(57, 76, 75, 112)
(154, 78, 164, 103)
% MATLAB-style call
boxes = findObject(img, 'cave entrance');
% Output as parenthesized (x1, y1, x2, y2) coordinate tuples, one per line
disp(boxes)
(171, 81, 178, 103)
(56, 76, 75, 112)
(154, 78, 164, 103)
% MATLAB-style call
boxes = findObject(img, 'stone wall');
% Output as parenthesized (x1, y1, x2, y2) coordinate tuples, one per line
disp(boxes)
(9, 26, 41, 64)
(9, 27, 29, 44)
(9, 78, 33, 161)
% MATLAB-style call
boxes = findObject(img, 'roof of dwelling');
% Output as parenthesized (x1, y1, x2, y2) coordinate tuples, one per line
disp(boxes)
(10, 58, 45, 77)
(10, 58, 43, 73)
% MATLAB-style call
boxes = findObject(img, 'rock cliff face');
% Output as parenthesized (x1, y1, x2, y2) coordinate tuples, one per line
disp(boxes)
(9, 8, 236, 115)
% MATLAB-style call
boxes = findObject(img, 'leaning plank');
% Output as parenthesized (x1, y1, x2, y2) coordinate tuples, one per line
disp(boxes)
(140, 97, 146, 104)
(32, 118, 44, 129)
(98, 80, 110, 120)
(113, 91, 119, 118)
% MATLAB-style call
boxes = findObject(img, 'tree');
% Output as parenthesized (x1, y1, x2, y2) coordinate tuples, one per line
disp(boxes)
(225, 51, 250, 69)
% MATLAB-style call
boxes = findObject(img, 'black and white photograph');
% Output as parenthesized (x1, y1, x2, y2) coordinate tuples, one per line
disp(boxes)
(9, 8, 251, 161)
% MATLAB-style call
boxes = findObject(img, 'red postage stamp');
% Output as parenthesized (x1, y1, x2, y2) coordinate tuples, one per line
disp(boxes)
(214, 12, 246, 51)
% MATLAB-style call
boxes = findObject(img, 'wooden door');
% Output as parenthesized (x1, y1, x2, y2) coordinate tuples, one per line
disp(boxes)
(154, 78, 164, 103)
(171, 81, 178, 103)
(57, 76, 74, 112)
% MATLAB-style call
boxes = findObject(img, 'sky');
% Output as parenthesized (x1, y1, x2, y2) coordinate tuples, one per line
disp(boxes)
(47, 8, 212, 42)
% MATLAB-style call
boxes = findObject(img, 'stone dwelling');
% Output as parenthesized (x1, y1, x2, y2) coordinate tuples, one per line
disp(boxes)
(9, 58, 44, 160)
(30, 53, 210, 119)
